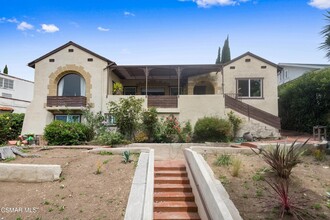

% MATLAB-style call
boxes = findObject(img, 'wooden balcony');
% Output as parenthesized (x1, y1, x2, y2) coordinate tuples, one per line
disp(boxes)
(148, 95, 178, 108)
(47, 96, 87, 107)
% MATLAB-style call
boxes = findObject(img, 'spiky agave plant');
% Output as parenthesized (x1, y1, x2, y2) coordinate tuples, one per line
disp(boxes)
(265, 178, 312, 220)
(122, 150, 131, 164)
(252, 139, 309, 179)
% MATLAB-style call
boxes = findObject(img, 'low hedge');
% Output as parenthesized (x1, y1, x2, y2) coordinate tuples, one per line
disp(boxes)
(44, 120, 92, 145)
(193, 116, 232, 142)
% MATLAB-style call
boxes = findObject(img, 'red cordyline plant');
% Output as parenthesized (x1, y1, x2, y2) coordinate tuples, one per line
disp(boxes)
(252, 139, 309, 179)
(265, 178, 313, 220)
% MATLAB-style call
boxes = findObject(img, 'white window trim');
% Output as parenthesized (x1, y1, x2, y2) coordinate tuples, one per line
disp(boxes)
(236, 78, 263, 98)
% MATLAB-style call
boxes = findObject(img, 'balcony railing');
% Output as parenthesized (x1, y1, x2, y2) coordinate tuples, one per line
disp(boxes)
(47, 96, 87, 107)
(148, 95, 178, 108)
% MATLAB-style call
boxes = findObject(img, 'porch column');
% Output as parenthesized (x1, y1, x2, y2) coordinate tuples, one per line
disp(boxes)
(145, 67, 149, 96)
(177, 67, 181, 96)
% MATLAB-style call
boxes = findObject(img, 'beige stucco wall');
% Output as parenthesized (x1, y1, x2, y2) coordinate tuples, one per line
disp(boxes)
(178, 95, 226, 126)
(223, 54, 278, 116)
(22, 45, 108, 135)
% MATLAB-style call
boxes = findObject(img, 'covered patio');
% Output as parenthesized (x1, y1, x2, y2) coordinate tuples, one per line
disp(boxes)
(108, 64, 222, 108)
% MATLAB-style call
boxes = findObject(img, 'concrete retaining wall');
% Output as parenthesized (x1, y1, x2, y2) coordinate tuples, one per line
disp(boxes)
(184, 148, 242, 220)
(124, 149, 154, 220)
(0, 163, 61, 182)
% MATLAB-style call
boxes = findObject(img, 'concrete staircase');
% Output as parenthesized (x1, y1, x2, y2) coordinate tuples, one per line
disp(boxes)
(153, 160, 201, 220)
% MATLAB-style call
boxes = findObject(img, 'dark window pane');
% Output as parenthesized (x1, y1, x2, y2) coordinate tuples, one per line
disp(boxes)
(124, 87, 136, 95)
(238, 80, 249, 97)
(250, 79, 261, 97)
(62, 74, 81, 96)
(193, 86, 206, 95)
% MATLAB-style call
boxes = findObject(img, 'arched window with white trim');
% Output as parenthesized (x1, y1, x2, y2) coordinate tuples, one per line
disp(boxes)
(57, 73, 86, 96)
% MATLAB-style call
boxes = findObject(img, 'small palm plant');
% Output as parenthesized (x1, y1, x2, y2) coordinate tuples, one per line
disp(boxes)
(252, 139, 308, 179)
(122, 150, 132, 164)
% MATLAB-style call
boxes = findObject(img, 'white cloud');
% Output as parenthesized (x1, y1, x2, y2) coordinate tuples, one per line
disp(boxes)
(181, 0, 250, 7)
(0, 17, 19, 23)
(41, 24, 59, 33)
(97, 26, 110, 32)
(124, 11, 135, 16)
(308, 0, 330, 9)
(17, 21, 34, 31)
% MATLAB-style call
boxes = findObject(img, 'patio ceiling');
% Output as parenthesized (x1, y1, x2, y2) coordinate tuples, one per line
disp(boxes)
(111, 64, 222, 80)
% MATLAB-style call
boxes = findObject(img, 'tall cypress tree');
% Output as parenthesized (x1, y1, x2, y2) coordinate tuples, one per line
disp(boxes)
(221, 36, 231, 64)
(215, 47, 221, 64)
(3, 65, 8, 74)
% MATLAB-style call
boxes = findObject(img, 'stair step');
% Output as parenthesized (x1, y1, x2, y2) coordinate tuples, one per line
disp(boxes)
(154, 201, 198, 212)
(154, 184, 192, 192)
(155, 166, 186, 171)
(153, 212, 201, 220)
(154, 192, 195, 201)
(155, 170, 188, 177)
(155, 176, 189, 184)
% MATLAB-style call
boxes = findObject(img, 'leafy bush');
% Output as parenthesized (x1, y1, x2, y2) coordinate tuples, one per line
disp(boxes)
(82, 104, 106, 140)
(227, 111, 242, 138)
(252, 140, 308, 179)
(193, 116, 232, 142)
(44, 120, 91, 145)
(134, 131, 148, 143)
(279, 68, 330, 133)
(0, 113, 25, 145)
(141, 107, 158, 141)
(108, 96, 144, 139)
(96, 131, 124, 146)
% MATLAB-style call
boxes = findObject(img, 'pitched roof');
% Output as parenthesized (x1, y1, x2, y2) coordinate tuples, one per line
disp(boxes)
(223, 51, 278, 68)
(28, 41, 114, 68)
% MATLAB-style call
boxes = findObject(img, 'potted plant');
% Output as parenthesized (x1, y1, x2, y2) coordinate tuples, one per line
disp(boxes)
(113, 82, 123, 95)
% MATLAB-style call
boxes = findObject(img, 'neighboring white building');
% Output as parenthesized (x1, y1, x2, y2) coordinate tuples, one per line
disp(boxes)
(0, 73, 34, 113)
(277, 63, 330, 85)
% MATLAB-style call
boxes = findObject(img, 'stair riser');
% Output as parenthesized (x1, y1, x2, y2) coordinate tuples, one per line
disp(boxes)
(155, 173, 188, 177)
(155, 179, 189, 184)
(154, 207, 198, 212)
(154, 196, 194, 202)
(155, 167, 186, 171)
(154, 188, 192, 193)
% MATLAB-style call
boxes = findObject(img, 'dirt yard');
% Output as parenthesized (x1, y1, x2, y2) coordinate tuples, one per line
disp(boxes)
(0, 148, 137, 220)
(206, 151, 330, 220)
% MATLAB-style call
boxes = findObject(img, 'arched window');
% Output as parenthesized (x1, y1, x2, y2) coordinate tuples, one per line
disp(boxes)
(57, 73, 86, 96)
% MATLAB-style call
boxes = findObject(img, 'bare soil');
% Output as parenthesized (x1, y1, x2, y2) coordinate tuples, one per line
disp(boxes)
(206, 152, 330, 220)
(0, 148, 137, 220)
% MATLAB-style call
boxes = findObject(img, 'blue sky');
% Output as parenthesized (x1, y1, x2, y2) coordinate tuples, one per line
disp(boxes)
(0, 0, 329, 81)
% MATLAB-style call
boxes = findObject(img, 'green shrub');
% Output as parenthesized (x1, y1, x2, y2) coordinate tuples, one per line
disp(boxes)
(96, 131, 124, 145)
(215, 154, 232, 166)
(141, 107, 158, 141)
(0, 113, 25, 145)
(193, 116, 232, 142)
(279, 68, 330, 133)
(44, 120, 91, 145)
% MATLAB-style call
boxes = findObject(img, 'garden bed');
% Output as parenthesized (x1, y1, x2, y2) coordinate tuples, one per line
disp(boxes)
(0, 148, 137, 220)
(206, 151, 330, 220)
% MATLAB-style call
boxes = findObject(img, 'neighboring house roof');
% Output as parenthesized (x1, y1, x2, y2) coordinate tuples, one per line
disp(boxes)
(0, 73, 34, 83)
(223, 51, 279, 70)
(278, 63, 330, 69)
(28, 41, 115, 68)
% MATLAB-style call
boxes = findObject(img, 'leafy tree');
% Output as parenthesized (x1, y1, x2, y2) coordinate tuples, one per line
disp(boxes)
(141, 107, 158, 141)
(108, 96, 144, 139)
(279, 68, 330, 133)
(221, 36, 231, 64)
(215, 47, 221, 64)
(320, 11, 330, 60)
(3, 65, 8, 74)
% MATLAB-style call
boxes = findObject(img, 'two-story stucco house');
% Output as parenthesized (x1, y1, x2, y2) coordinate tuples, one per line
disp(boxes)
(0, 73, 34, 113)
(22, 41, 281, 138)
